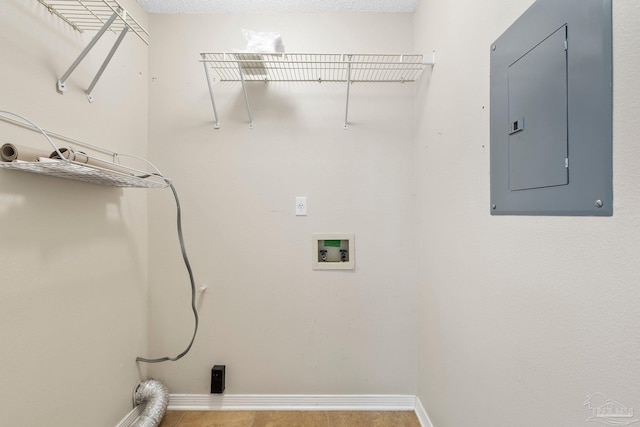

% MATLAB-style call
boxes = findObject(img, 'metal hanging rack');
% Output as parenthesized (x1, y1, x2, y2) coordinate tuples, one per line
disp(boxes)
(0, 111, 168, 188)
(200, 52, 435, 129)
(37, 0, 149, 103)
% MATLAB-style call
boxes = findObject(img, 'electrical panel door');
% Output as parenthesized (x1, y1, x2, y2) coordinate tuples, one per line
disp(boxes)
(508, 26, 568, 192)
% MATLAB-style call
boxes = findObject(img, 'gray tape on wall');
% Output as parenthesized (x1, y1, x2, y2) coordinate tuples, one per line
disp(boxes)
(131, 380, 169, 427)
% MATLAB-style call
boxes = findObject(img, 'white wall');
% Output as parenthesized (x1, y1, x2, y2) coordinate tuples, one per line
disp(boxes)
(0, 1, 149, 425)
(5, 1, 635, 424)
(146, 13, 419, 394)
(414, 1, 640, 426)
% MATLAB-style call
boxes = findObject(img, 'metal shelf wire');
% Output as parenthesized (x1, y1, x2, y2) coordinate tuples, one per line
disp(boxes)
(37, 0, 149, 44)
(0, 112, 168, 189)
(0, 161, 167, 188)
(36, 0, 149, 102)
(200, 53, 427, 83)
(199, 52, 434, 129)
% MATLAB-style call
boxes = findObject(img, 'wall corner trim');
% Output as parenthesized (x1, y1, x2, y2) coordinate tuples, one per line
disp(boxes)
(415, 396, 435, 427)
(115, 404, 145, 427)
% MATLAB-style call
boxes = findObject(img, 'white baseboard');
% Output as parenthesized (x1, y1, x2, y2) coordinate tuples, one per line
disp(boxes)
(168, 394, 417, 412)
(115, 403, 145, 427)
(414, 396, 435, 427)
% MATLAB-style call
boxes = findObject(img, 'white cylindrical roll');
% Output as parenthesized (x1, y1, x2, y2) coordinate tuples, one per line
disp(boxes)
(50, 147, 133, 175)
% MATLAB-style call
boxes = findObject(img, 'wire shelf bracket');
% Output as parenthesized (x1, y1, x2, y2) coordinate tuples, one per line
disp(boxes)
(37, 0, 149, 103)
(200, 51, 435, 129)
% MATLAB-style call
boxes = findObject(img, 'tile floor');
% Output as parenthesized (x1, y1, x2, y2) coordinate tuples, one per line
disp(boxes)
(158, 410, 421, 427)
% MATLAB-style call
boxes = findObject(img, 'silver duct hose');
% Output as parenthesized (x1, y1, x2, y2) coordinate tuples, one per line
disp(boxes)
(131, 380, 169, 427)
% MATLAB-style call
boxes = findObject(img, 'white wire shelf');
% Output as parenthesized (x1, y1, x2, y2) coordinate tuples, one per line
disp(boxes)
(0, 112, 168, 189)
(36, 0, 149, 102)
(199, 52, 435, 129)
(200, 53, 428, 83)
(0, 161, 166, 188)
(37, 0, 149, 44)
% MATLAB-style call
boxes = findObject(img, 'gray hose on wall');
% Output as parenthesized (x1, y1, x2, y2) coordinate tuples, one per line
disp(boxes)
(131, 380, 169, 427)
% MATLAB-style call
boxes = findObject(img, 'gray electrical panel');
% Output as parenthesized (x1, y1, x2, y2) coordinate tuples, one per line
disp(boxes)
(490, 0, 612, 216)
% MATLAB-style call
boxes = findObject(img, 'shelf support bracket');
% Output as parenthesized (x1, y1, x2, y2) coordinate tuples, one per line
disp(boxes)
(425, 50, 436, 67)
(86, 23, 129, 103)
(202, 58, 220, 129)
(344, 54, 353, 130)
(237, 62, 254, 129)
(57, 9, 121, 97)
(58, 8, 129, 102)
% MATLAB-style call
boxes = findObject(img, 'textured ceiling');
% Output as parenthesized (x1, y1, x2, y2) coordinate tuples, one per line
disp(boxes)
(135, 0, 420, 14)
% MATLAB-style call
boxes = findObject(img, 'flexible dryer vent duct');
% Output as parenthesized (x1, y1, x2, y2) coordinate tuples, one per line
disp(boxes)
(131, 380, 169, 427)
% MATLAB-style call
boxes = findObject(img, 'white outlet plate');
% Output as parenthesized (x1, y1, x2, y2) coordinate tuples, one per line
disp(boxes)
(296, 197, 307, 216)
